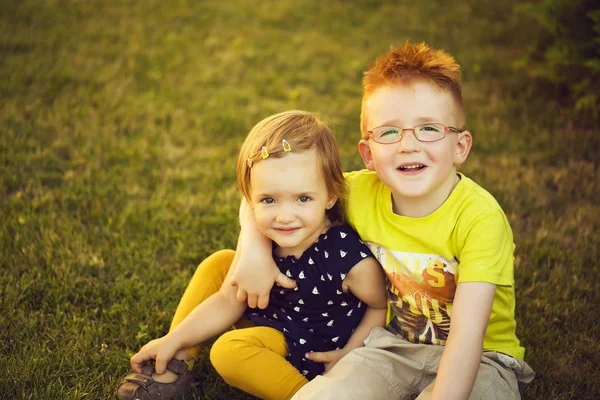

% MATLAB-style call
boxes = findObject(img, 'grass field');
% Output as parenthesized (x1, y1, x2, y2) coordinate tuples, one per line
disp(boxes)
(1, 1, 599, 399)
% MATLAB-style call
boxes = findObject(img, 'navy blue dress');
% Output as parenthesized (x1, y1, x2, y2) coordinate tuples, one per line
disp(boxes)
(245, 223, 374, 379)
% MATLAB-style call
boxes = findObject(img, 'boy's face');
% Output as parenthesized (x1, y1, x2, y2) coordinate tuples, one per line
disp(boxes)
(359, 80, 472, 216)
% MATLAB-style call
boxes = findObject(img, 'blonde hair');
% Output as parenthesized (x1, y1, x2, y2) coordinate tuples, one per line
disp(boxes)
(360, 42, 464, 138)
(237, 110, 345, 224)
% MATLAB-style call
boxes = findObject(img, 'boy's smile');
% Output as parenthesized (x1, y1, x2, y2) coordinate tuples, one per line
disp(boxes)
(359, 80, 472, 217)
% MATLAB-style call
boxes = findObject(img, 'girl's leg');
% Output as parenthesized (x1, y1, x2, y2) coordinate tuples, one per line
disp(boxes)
(155, 249, 252, 383)
(210, 326, 308, 400)
(170, 249, 238, 359)
(118, 249, 242, 398)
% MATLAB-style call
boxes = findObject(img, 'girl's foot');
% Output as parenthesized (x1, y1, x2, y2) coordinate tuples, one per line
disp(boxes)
(116, 352, 195, 400)
(151, 350, 194, 384)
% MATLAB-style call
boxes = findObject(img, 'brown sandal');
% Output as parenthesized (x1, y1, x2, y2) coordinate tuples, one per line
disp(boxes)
(116, 359, 195, 400)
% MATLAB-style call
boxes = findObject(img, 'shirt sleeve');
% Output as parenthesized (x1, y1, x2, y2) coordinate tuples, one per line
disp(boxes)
(457, 210, 515, 287)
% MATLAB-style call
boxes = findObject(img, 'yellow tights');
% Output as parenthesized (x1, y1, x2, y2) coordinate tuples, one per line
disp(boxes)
(169, 249, 308, 400)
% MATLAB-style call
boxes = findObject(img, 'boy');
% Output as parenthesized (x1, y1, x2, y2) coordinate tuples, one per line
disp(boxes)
(232, 42, 535, 399)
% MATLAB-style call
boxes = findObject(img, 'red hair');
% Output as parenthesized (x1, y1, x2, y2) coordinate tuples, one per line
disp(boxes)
(360, 42, 464, 137)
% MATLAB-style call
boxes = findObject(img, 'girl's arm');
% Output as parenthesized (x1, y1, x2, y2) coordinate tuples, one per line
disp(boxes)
(305, 257, 387, 371)
(229, 199, 296, 309)
(130, 266, 246, 374)
(431, 281, 496, 400)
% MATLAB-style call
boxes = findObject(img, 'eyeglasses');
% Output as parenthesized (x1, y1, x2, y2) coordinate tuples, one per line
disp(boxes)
(368, 123, 463, 144)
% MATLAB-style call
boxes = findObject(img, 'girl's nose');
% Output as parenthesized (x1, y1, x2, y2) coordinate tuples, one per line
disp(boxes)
(276, 205, 295, 223)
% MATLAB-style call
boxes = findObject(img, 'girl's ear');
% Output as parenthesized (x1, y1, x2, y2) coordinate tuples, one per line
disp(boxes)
(453, 130, 472, 165)
(326, 195, 338, 209)
(358, 140, 376, 171)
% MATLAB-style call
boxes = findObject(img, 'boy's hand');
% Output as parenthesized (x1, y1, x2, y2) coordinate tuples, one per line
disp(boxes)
(130, 336, 180, 375)
(305, 348, 349, 373)
(229, 261, 296, 309)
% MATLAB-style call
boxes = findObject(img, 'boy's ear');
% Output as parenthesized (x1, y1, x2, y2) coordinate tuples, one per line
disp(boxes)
(358, 140, 376, 171)
(454, 130, 472, 165)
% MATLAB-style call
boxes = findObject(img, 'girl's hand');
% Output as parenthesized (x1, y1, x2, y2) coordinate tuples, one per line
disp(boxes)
(130, 336, 180, 375)
(305, 348, 350, 373)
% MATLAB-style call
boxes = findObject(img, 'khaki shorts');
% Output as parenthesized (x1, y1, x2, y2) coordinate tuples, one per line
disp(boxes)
(292, 327, 535, 400)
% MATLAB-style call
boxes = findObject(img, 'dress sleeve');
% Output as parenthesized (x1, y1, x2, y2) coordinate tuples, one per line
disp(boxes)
(327, 224, 375, 276)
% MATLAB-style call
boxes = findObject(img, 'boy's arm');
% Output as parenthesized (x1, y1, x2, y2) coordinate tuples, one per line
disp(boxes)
(305, 257, 387, 371)
(431, 281, 496, 400)
(130, 268, 246, 374)
(229, 199, 296, 309)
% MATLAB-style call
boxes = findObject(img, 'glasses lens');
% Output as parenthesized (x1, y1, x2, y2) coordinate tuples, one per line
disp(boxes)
(373, 126, 401, 143)
(415, 124, 445, 142)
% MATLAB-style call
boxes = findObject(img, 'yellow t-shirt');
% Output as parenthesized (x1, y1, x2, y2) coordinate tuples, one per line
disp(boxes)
(344, 170, 525, 360)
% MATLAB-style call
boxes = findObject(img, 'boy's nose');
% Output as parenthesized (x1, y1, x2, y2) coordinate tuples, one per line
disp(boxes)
(396, 129, 420, 152)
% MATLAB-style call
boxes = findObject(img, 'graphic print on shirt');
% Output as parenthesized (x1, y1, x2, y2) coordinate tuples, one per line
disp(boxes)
(367, 243, 457, 345)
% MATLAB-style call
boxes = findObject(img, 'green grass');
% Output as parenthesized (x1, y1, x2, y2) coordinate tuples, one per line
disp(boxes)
(1, 0, 599, 399)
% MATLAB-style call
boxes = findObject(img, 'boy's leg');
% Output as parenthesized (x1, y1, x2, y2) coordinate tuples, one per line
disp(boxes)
(292, 327, 432, 400)
(210, 326, 308, 400)
(416, 352, 535, 400)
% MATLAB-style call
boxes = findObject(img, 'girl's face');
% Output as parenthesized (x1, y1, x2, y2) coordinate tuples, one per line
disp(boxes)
(250, 149, 337, 259)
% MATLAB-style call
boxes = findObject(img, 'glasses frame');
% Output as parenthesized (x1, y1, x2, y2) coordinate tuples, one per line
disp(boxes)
(367, 123, 464, 144)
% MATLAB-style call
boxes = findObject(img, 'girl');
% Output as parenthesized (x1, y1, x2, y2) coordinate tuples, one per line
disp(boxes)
(117, 110, 387, 400)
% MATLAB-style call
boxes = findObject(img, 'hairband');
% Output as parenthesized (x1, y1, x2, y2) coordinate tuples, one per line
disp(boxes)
(247, 140, 292, 169)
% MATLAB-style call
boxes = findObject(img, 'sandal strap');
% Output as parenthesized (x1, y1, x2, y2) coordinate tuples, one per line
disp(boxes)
(124, 373, 155, 389)
(166, 359, 189, 375)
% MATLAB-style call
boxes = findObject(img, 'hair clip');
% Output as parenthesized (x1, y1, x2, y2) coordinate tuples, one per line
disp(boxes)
(282, 139, 292, 152)
(261, 146, 269, 159)
(247, 158, 253, 168)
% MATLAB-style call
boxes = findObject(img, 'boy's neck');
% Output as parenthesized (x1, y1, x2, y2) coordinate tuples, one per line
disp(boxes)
(391, 173, 461, 218)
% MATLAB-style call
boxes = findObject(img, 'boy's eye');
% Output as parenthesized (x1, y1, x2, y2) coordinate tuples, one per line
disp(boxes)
(418, 124, 442, 132)
(298, 196, 311, 203)
(261, 198, 275, 204)
(379, 127, 400, 136)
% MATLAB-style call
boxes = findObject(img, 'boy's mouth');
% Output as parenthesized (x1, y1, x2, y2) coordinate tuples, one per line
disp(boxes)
(398, 163, 426, 171)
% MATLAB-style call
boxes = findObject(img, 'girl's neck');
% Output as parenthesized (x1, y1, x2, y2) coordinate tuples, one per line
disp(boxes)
(275, 219, 332, 259)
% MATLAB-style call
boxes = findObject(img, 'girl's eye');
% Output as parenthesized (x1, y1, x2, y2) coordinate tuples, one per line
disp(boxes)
(298, 196, 310, 203)
(261, 198, 275, 204)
